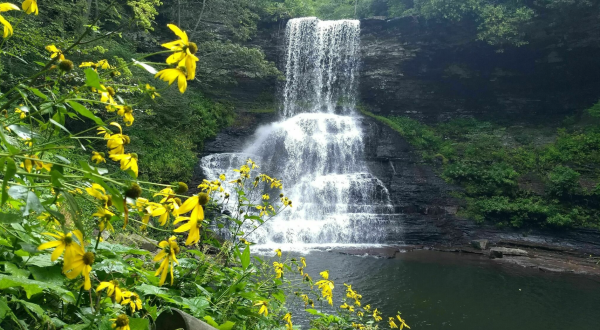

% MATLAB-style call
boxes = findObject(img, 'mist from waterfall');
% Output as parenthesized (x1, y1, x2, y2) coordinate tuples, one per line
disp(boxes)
(201, 17, 400, 248)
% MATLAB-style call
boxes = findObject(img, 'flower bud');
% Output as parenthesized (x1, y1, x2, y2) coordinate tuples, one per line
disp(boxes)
(106, 86, 116, 96)
(188, 42, 198, 54)
(198, 192, 209, 206)
(175, 182, 188, 194)
(58, 60, 74, 72)
(125, 183, 142, 199)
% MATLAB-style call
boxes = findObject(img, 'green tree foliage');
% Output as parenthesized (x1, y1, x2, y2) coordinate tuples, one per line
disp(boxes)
(266, 0, 597, 48)
(361, 108, 600, 229)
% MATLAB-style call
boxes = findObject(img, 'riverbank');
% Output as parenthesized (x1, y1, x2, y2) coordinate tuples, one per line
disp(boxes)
(331, 240, 600, 277)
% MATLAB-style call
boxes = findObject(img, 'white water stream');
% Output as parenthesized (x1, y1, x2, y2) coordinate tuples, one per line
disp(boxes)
(200, 18, 401, 248)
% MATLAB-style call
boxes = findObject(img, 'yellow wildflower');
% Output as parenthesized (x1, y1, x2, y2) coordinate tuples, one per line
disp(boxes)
(103, 122, 130, 155)
(155, 67, 187, 94)
(63, 251, 94, 290)
(14, 107, 26, 119)
(253, 300, 268, 316)
(300, 257, 306, 267)
(262, 194, 269, 200)
(275, 248, 282, 257)
(121, 291, 143, 312)
(45, 45, 65, 60)
(93, 207, 115, 233)
(151, 202, 174, 226)
(396, 315, 410, 329)
(154, 187, 175, 203)
(161, 24, 198, 80)
(116, 105, 134, 126)
(22, 0, 36, 15)
(86, 183, 110, 206)
(20, 155, 52, 172)
(145, 84, 160, 99)
(0, 3, 20, 38)
(111, 315, 130, 330)
(174, 193, 206, 245)
(96, 59, 111, 70)
(219, 173, 226, 181)
(273, 261, 284, 278)
(154, 236, 180, 286)
(373, 308, 382, 322)
(320, 270, 329, 280)
(283, 313, 293, 330)
(96, 280, 123, 302)
(37, 230, 84, 262)
(174, 215, 201, 245)
(91, 151, 106, 164)
(109, 153, 138, 177)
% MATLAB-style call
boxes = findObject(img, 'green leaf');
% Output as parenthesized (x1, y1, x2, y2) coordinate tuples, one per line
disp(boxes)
(49, 118, 71, 134)
(240, 245, 250, 270)
(0, 274, 75, 302)
(84, 68, 102, 89)
(13, 299, 45, 318)
(22, 255, 56, 268)
(94, 259, 129, 275)
(28, 265, 64, 285)
(28, 88, 48, 100)
(0, 213, 21, 223)
(62, 191, 84, 234)
(3, 262, 30, 278)
(135, 284, 165, 296)
(306, 309, 325, 316)
(23, 191, 43, 216)
(129, 318, 149, 330)
(68, 101, 105, 125)
(181, 297, 209, 317)
(96, 242, 150, 255)
(0, 296, 9, 321)
(203, 316, 219, 327)
(272, 291, 286, 303)
(1, 158, 16, 206)
(145, 304, 158, 320)
(217, 321, 235, 330)
(49, 169, 65, 188)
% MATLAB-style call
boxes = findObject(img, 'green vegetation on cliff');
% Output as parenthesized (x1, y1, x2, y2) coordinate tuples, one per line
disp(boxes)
(362, 103, 600, 229)
(268, 0, 598, 48)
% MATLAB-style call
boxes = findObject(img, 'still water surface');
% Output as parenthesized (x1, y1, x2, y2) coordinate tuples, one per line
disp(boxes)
(283, 250, 600, 329)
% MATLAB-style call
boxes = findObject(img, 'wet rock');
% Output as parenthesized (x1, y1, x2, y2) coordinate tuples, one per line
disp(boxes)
(116, 233, 158, 252)
(471, 239, 489, 250)
(490, 249, 504, 259)
(490, 247, 528, 257)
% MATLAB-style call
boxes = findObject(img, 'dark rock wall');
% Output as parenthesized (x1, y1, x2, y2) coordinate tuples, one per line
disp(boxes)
(359, 16, 600, 123)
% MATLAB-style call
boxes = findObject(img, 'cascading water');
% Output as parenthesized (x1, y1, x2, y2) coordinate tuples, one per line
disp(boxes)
(201, 17, 400, 247)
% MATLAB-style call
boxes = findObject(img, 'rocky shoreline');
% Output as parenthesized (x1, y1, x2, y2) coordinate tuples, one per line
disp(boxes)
(330, 239, 600, 277)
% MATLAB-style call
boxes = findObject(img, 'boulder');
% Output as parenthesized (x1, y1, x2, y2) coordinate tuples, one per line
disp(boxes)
(471, 239, 489, 250)
(490, 247, 528, 257)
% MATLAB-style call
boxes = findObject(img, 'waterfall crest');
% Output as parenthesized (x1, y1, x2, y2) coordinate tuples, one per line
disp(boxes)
(201, 17, 400, 246)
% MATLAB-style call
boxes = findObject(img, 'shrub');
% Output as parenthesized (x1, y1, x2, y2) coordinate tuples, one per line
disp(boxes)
(547, 166, 581, 197)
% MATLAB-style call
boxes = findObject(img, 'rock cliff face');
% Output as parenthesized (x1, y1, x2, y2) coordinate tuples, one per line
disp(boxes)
(359, 16, 600, 123)
(200, 16, 600, 253)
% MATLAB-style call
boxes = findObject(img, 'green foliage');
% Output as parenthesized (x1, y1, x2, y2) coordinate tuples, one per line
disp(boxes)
(547, 166, 581, 197)
(362, 106, 600, 229)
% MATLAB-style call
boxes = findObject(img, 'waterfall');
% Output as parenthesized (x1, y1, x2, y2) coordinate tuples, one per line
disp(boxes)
(200, 17, 400, 247)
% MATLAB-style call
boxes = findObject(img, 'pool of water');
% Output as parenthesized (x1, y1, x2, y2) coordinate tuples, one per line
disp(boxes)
(282, 249, 600, 329)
